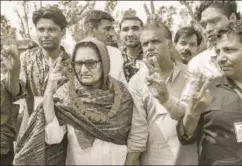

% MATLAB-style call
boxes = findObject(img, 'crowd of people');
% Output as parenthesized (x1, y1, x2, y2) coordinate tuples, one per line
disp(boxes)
(1, 0, 242, 165)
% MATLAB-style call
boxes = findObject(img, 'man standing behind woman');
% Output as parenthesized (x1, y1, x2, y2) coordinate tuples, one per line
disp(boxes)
(2, 5, 70, 165)
(14, 37, 134, 165)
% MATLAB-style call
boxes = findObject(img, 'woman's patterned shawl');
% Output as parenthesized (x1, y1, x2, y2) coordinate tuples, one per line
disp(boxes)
(13, 37, 133, 165)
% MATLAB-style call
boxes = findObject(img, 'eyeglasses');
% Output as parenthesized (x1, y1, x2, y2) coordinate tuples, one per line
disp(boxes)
(72, 60, 101, 70)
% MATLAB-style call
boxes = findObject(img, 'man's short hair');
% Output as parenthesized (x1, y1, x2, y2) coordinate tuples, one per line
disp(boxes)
(142, 22, 172, 41)
(119, 16, 144, 29)
(174, 26, 202, 46)
(84, 10, 115, 29)
(219, 20, 242, 42)
(32, 5, 67, 30)
(195, 0, 241, 21)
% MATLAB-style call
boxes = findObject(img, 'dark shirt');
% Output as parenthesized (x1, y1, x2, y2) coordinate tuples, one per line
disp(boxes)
(122, 45, 143, 82)
(177, 76, 242, 165)
(1, 81, 19, 154)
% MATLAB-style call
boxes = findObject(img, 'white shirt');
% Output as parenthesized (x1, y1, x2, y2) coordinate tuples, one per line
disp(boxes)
(45, 117, 127, 165)
(107, 46, 127, 85)
(127, 64, 198, 165)
(181, 47, 223, 103)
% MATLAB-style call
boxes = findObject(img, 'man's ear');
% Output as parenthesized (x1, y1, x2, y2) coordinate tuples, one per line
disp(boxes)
(85, 22, 96, 36)
(229, 13, 237, 22)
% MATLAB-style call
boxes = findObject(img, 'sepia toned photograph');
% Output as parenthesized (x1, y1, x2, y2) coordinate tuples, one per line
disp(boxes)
(1, 0, 242, 165)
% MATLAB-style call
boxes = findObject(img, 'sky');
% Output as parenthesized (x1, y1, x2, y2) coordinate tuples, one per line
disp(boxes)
(1, 1, 182, 29)
(1, 0, 242, 51)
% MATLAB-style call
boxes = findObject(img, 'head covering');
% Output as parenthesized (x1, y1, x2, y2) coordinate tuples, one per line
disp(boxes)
(71, 37, 110, 90)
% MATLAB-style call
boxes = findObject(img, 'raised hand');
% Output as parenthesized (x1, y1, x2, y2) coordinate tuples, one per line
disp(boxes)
(1, 44, 20, 73)
(186, 75, 214, 115)
(144, 56, 169, 103)
(45, 55, 73, 95)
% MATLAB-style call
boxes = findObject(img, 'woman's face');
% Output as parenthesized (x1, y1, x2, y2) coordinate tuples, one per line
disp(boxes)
(74, 47, 103, 87)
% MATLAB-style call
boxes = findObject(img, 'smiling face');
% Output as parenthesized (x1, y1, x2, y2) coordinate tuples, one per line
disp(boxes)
(175, 34, 199, 64)
(120, 19, 142, 47)
(200, 7, 232, 46)
(36, 18, 64, 51)
(74, 47, 103, 87)
(215, 33, 242, 81)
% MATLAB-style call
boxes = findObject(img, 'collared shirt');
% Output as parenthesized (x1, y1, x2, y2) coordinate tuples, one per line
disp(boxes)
(122, 45, 144, 82)
(181, 47, 223, 104)
(177, 77, 242, 165)
(127, 62, 198, 165)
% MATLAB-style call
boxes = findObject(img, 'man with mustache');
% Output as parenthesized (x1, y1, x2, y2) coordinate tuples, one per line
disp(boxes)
(177, 20, 242, 165)
(84, 10, 127, 84)
(180, 0, 240, 107)
(119, 12, 144, 82)
(174, 26, 202, 64)
(125, 19, 197, 165)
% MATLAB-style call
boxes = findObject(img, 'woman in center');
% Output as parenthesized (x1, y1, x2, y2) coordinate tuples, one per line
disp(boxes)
(43, 37, 133, 165)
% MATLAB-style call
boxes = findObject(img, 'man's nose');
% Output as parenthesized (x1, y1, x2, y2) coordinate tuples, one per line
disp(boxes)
(218, 54, 228, 64)
(147, 42, 154, 50)
(184, 44, 190, 50)
(42, 30, 50, 37)
(205, 23, 213, 35)
(127, 30, 134, 36)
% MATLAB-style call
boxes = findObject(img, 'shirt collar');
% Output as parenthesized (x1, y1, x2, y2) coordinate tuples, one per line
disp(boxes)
(215, 76, 240, 90)
(122, 44, 143, 60)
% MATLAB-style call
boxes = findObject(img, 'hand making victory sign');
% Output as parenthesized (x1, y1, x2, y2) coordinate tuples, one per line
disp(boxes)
(45, 54, 73, 95)
(144, 56, 169, 104)
(186, 75, 214, 116)
(1, 44, 20, 73)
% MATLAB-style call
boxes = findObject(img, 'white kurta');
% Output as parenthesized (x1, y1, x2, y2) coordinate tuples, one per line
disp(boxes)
(45, 117, 127, 165)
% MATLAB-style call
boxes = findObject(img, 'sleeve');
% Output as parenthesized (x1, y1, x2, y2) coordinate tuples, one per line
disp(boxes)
(6, 51, 28, 101)
(163, 95, 186, 120)
(176, 115, 203, 145)
(180, 59, 201, 104)
(127, 79, 149, 152)
(45, 116, 67, 145)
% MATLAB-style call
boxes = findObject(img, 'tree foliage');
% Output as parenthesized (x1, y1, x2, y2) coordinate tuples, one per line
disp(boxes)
(1, 15, 16, 44)
(14, 1, 42, 39)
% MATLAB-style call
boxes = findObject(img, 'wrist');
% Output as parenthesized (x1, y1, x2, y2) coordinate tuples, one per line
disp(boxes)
(8, 70, 20, 78)
(157, 92, 169, 104)
(185, 112, 201, 118)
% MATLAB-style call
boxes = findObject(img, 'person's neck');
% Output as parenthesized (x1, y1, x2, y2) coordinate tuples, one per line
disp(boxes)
(42, 47, 61, 64)
(126, 45, 140, 58)
(159, 60, 174, 79)
(233, 79, 242, 89)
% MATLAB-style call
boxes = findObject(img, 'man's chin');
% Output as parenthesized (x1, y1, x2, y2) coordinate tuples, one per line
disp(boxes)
(126, 43, 139, 48)
(41, 45, 57, 51)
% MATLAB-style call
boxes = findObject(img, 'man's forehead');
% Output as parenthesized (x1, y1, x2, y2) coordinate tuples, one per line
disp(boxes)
(36, 18, 60, 27)
(141, 28, 165, 40)
(200, 7, 225, 23)
(179, 34, 197, 42)
(217, 33, 242, 46)
(121, 20, 141, 28)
